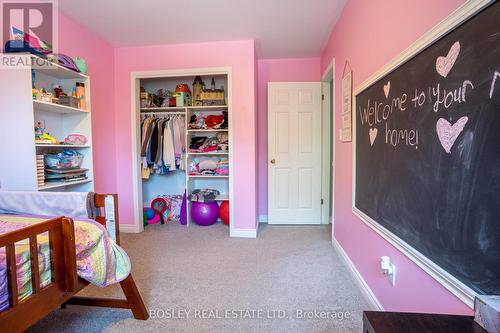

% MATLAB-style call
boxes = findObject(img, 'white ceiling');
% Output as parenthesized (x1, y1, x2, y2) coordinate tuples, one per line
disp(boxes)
(58, 0, 346, 58)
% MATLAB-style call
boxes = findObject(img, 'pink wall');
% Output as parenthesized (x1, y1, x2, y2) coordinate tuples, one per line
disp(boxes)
(58, 13, 117, 193)
(113, 40, 257, 230)
(256, 58, 321, 217)
(321, 0, 471, 314)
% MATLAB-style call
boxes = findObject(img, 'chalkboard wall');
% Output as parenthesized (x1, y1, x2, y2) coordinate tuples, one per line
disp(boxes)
(355, 2, 500, 295)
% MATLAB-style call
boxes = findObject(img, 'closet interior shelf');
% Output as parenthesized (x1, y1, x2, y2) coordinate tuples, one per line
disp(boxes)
(140, 107, 186, 112)
(186, 105, 228, 110)
(187, 129, 228, 133)
(188, 175, 229, 179)
(187, 152, 228, 156)
(189, 194, 229, 202)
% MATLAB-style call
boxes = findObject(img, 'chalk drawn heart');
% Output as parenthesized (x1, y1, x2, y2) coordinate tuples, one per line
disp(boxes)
(369, 128, 378, 146)
(436, 41, 460, 78)
(436, 116, 468, 153)
(383, 81, 391, 98)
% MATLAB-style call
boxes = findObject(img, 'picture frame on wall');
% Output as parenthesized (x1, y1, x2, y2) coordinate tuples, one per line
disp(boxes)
(341, 61, 353, 142)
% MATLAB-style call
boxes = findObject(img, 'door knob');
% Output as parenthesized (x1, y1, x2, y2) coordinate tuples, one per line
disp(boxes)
(270, 159, 276, 164)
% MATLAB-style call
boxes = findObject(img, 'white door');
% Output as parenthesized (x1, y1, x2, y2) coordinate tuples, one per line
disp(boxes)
(268, 82, 322, 224)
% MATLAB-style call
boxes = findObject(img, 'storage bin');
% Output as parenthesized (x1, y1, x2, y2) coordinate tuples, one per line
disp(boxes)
(55, 96, 79, 108)
(44, 150, 84, 169)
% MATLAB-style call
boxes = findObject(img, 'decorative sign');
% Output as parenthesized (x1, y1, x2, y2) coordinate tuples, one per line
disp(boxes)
(341, 61, 353, 142)
(354, 2, 500, 296)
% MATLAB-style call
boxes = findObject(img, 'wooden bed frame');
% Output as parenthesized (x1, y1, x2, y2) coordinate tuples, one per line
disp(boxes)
(0, 194, 148, 333)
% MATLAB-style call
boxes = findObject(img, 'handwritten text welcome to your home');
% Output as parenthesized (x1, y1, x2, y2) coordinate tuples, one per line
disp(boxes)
(358, 41, 500, 154)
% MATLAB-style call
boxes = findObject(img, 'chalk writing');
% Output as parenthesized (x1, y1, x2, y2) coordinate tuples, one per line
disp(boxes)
(384, 81, 391, 98)
(490, 71, 500, 99)
(369, 128, 378, 146)
(436, 41, 460, 78)
(359, 94, 408, 126)
(432, 80, 474, 112)
(411, 88, 426, 108)
(436, 117, 468, 153)
(385, 122, 419, 148)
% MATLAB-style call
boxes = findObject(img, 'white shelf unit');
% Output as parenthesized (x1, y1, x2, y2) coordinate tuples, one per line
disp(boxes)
(35, 144, 91, 148)
(136, 73, 230, 228)
(0, 54, 94, 192)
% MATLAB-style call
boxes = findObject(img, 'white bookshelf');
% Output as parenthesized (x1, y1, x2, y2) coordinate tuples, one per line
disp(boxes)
(38, 179, 93, 191)
(33, 100, 89, 114)
(0, 54, 94, 192)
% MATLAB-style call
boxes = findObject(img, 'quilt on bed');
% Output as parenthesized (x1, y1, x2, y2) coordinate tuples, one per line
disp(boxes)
(0, 215, 131, 312)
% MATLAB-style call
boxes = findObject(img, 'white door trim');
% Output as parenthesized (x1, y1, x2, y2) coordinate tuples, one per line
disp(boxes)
(129, 67, 233, 235)
(321, 82, 330, 224)
(321, 59, 335, 226)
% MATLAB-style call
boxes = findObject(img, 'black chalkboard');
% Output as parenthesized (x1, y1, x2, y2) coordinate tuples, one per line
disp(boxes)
(355, 2, 500, 295)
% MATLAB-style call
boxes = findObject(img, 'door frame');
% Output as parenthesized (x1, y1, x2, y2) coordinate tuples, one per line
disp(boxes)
(128, 67, 234, 234)
(321, 59, 335, 226)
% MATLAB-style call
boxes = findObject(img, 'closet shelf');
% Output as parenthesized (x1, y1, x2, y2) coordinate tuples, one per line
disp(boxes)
(187, 152, 228, 156)
(140, 107, 185, 112)
(187, 129, 228, 133)
(188, 175, 229, 179)
(38, 179, 93, 191)
(35, 144, 90, 148)
(189, 194, 229, 202)
(186, 105, 228, 111)
(31, 55, 89, 80)
(33, 100, 88, 114)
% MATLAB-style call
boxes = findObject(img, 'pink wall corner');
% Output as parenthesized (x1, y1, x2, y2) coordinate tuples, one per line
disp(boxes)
(113, 40, 257, 229)
(320, 0, 471, 314)
(58, 13, 117, 193)
(254, 48, 260, 229)
(256, 58, 321, 218)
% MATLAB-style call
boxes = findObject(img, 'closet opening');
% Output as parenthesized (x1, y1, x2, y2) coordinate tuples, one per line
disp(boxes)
(130, 68, 233, 235)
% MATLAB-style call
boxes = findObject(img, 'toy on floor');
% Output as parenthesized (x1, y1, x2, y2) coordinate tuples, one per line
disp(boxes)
(151, 197, 168, 224)
(157, 194, 184, 223)
(180, 191, 187, 225)
(143, 207, 160, 224)
(191, 201, 219, 226)
(219, 200, 230, 225)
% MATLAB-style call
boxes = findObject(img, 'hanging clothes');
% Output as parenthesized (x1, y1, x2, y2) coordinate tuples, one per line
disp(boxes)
(163, 118, 176, 171)
(140, 114, 185, 178)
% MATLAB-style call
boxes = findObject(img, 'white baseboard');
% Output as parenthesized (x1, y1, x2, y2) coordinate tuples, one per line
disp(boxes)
(258, 215, 268, 223)
(119, 223, 141, 233)
(230, 227, 257, 238)
(332, 238, 384, 311)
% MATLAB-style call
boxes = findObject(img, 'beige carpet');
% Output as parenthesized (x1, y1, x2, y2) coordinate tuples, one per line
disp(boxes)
(28, 223, 370, 333)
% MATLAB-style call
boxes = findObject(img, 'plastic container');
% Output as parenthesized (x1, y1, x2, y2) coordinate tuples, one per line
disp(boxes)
(44, 150, 84, 170)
